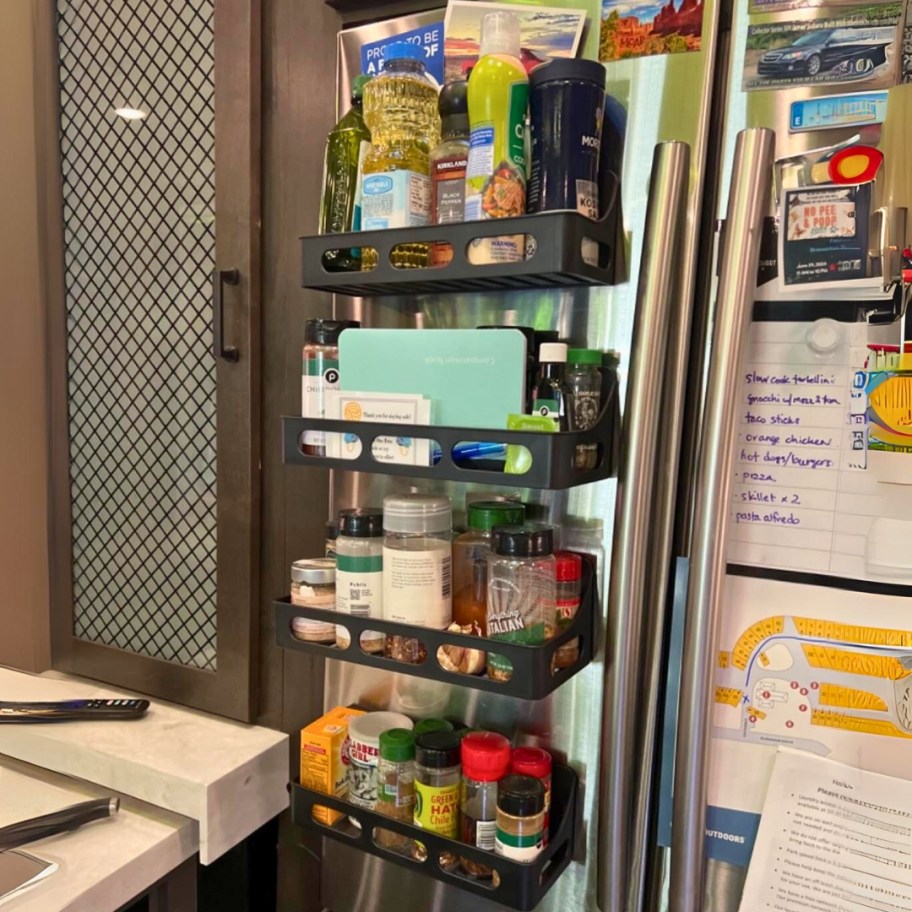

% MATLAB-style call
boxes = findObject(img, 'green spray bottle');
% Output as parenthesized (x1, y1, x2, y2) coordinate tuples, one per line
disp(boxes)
(465, 11, 529, 264)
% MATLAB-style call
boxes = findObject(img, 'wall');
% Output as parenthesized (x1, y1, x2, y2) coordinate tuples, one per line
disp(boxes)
(0, 0, 50, 671)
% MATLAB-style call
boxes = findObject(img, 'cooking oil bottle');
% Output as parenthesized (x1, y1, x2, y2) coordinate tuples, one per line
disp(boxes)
(361, 42, 440, 269)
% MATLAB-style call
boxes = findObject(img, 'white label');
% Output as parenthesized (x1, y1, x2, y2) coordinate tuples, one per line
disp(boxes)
(352, 140, 370, 231)
(336, 570, 382, 616)
(465, 125, 494, 221)
(476, 819, 496, 851)
(495, 833, 543, 861)
(361, 171, 430, 230)
(381, 547, 452, 627)
(575, 179, 598, 219)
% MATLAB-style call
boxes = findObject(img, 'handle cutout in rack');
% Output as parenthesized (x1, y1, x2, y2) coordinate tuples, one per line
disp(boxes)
(290, 763, 579, 911)
(275, 557, 598, 700)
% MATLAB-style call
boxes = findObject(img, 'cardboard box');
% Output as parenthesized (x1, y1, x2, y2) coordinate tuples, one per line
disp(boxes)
(299, 706, 365, 825)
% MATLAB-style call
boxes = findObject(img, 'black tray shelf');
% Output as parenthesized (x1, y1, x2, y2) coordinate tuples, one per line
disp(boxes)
(281, 388, 619, 490)
(275, 556, 598, 701)
(290, 763, 579, 911)
(300, 210, 614, 296)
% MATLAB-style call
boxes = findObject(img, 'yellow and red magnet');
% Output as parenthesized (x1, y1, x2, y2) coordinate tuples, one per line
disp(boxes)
(827, 145, 883, 184)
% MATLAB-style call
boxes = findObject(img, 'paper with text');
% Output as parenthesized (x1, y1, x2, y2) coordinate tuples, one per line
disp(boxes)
(729, 320, 900, 583)
(740, 748, 912, 912)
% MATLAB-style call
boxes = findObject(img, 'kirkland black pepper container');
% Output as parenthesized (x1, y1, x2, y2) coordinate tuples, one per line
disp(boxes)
(527, 59, 607, 219)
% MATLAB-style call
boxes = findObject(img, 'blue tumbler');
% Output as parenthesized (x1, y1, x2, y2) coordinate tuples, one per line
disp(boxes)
(527, 59, 607, 217)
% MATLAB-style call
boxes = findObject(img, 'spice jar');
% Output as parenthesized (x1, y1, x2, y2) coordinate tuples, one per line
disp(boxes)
(486, 524, 556, 682)
(460, 731, 511, 878)
(347, 711, 413, 810)
(302, 318, 360, 456)
(375, 728, 416, 851)
(382, 494, 452, 664)
(495, 774, 545, 862)
(552, 551, 583, 670)
(566, 348, 602, 470)
(510, 747, 553, 847)
(290, 558, 336, 644)
(414, 718, 454, 737)
(453, 501, 525, 634)
(414, 730, 462, 839)
(336, 508, 384, 653)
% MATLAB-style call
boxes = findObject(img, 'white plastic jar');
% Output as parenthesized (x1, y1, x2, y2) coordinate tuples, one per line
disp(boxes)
(335, 508, 384, 653)
(382, 493, 452, 664)
(347, 711, 413, 810)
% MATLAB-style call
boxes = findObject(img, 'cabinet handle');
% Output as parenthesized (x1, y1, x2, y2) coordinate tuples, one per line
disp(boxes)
(212, 268, 240, 362)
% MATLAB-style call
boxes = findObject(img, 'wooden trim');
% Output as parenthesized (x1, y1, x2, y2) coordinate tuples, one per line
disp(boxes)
(37, 0, 262, 722)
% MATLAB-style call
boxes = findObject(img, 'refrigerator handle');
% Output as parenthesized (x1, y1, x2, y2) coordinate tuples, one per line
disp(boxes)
(668, 127, 775, 912)
(596, 140, 691, 912)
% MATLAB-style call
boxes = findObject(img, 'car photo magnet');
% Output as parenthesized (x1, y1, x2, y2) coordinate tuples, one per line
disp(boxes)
(780, 183, 872, 287)
(743, 4, 901, 92)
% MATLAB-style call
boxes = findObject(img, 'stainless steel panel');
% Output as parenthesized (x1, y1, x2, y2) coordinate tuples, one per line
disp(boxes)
(669, 127, 775, 912)
(321, 5, 723, 909)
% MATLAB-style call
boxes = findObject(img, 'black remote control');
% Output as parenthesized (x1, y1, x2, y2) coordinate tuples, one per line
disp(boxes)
(0, 699, 150, 722)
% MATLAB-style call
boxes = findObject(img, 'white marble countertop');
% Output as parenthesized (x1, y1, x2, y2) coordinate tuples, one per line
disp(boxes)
(0, 755, 195, 912)
(0, 667, 289, 863)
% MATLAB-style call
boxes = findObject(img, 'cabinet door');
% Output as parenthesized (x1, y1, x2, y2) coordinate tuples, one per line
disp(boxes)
(39, 0, 260, 720)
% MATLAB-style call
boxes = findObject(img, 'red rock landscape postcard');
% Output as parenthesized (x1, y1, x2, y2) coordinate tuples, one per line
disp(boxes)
(599, 0, 703, 61)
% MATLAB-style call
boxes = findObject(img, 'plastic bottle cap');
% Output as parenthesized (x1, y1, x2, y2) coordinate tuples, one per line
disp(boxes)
(351, 74, 371, 99)
(384, 41, 425, 63)
(379, 728, 416, 762)
(567, 348, 602, 366)
(510, 747, 553, 779)
(479, 10, 522, 59)
(305, 319, 361, 346)
(554, 551, 582, 582)
(467, 501, 525, 532)
(290, 558, 336, 584)
(491, 523, 555, 558)
(325, 520, 339, 541)
(415, 730, 462, 768)
(382, 494, 452, 534)
(539, 342, 568, 363)
(414, 717, 454, 736)
(461, 732, 511, 781)
(338, 507, 384, 538)
(497, 774, 545, 816)
(529, 58, 607, 89)
(439, 80, 469, 117)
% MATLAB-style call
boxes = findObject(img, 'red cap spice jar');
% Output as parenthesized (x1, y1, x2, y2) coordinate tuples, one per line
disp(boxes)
(553, 551, 583, 670)
(459, 732, 512, 877)
(510, 747, 553, 846)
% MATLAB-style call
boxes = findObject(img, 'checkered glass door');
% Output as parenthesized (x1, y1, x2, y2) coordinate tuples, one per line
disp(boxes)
(57, 0, 217, 670)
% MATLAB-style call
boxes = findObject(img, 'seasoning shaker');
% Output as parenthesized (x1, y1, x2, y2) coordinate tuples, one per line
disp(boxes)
(494, 774, 545, 862)
(565, 348, 602, 469)
(460, 731, 511, 877)
(290, 558, 337, 645)
(552, 551, 583, 670)
(335, 508, 384, 653)
(302, 318, 360, 456)
(510, 747, 553, 847)
(486, 524, 556, 681)
(413, 730, 462, 840)
(375, 728, 417, 851)
(347, 711, 413, 810)
(382, 494, 453, 664)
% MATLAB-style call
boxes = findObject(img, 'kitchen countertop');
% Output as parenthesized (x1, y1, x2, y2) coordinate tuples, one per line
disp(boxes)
(0, 667, 289, 863)
(0, 755, 195, 911)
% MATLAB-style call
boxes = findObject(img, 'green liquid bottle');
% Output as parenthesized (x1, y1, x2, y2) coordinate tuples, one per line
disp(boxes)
(319, 74, 371, 272)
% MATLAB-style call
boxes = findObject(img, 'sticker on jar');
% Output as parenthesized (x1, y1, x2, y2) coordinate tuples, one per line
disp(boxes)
(347, 738, 380, 809)
(414, 780, 459, 837)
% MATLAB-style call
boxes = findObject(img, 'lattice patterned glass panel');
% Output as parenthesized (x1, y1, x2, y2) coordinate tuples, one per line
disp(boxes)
(57, 0, 217, 670)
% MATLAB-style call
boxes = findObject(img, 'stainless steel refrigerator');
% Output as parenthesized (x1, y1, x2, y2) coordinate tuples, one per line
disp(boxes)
(301, 2, 909, 912)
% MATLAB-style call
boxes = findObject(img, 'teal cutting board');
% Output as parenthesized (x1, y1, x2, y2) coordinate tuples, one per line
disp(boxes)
(339, 328, 527, 429)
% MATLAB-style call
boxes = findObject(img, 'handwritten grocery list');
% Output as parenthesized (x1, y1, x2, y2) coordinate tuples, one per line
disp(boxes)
(728, 320, 894, 582)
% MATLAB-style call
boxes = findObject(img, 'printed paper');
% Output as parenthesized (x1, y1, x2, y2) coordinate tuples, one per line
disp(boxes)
(598, 0, 703, 61)
(743, 5, 901, 92)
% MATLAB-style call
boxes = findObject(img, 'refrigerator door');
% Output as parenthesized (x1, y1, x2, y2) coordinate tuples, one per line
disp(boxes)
(670, 4, 911, 912)
(321, 4, 722, 912)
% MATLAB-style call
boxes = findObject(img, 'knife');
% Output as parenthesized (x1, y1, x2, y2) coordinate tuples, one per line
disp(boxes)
(0, 798, 120, 851)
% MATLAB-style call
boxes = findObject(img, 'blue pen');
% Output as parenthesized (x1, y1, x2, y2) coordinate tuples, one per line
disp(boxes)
(432, 442, 508, 464)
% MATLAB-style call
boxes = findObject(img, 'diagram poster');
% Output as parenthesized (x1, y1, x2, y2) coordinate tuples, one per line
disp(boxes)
(743, 4, 901, 92)
(598, 0, 703, 61)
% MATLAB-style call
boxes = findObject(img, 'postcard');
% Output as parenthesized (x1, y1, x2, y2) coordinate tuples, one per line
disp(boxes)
(443, 1, 587, 84)
(599, 0, 703, 61)
(743, 4, 901, 92)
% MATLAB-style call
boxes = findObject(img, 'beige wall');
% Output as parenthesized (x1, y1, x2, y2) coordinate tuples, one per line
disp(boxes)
(0, 0, 51, 671)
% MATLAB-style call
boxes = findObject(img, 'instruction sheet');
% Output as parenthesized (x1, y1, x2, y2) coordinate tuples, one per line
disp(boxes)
(740, 748, 912, 912)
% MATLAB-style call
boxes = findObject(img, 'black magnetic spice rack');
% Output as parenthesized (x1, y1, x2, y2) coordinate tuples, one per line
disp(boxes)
(275, 557, 598, 701)
(300, 210, 615, 296)
(291, 763, 579, 911)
